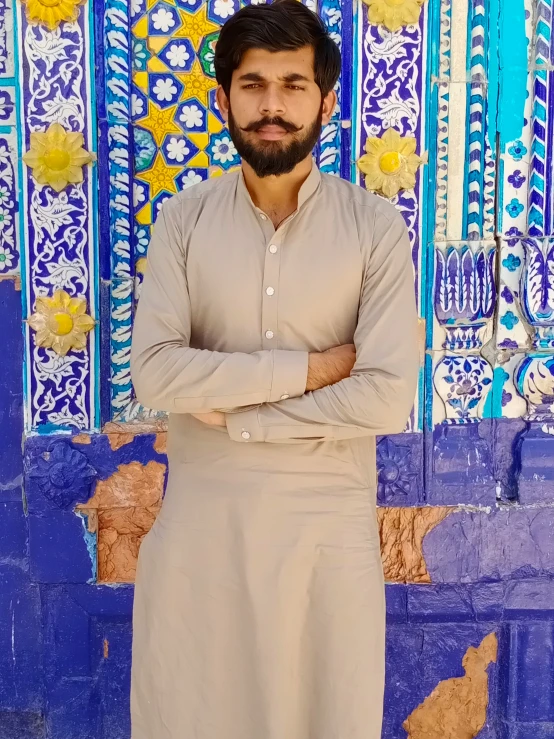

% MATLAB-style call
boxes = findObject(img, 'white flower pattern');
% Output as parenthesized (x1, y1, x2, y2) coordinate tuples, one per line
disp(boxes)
(153, 78, 178, 102)
(0, 206, 12, 230)
(133, 183, 146, 207)
(166, 137, 190, 162)
(211, 136, 237, 164)
(182, 170, 203, 189)
(214, 0, 234, 19)
(0, 245, 13, 269)
(131, 93, 144, 117)
(166, 44, 190, 68)
(151, 7, 176, 32)
(179, 104, 203, 128)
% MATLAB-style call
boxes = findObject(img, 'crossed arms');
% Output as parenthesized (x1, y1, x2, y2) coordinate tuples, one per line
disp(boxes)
(130, 201, 419, 443)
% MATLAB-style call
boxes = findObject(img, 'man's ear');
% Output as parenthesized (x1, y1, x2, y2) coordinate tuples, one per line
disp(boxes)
(321, 89, 337, 126)
(216, 85, 230, 123)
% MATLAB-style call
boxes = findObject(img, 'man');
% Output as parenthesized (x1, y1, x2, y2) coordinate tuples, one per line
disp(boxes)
(129, 1, 419, 737)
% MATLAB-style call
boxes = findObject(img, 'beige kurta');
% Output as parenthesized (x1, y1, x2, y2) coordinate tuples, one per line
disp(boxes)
(129, 162, 419, 739)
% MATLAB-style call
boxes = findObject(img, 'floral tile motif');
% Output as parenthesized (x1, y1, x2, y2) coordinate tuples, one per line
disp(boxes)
(18, 14, 98, 432)
(0, 132, 18, 276)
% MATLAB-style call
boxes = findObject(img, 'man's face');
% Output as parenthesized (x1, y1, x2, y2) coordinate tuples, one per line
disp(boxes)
(216, 46, 336, 177)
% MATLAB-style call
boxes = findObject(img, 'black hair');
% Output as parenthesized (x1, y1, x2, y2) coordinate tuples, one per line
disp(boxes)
(214, 0, 341, 97)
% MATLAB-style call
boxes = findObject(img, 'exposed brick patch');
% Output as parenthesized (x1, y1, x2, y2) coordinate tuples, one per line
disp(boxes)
(402, 632, 497, 738)
(378, 507, 454, 583)
(76, 460, 165, 583)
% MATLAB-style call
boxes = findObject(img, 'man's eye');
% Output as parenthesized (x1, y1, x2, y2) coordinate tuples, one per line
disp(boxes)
(244, 84, 261, 89)
(287, 85, 304, 91)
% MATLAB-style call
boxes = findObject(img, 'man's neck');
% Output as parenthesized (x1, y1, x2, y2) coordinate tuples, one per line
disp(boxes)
(241, 156, 313, 228)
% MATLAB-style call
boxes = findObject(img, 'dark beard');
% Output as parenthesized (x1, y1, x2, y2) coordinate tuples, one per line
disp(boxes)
(227, 105, 323, 178)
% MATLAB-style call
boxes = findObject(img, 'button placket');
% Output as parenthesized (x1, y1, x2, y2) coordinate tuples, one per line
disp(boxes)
(261, 232, 281, 351)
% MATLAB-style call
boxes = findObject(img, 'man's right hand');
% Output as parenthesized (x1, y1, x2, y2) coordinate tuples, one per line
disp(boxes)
(305, 344, 356, 392)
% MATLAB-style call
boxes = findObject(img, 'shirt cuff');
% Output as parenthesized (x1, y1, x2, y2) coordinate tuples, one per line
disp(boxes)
(269, 350, 308, 403)
(226, 407, 265, 443)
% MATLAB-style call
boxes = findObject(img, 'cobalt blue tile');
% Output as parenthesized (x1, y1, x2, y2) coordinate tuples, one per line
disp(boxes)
(0, 566, 42, 711)
(385, 584, 407, 624)
(0, 502, 27, 561)
(517, 423, 554, 504)
(0, 279, 24, 502)
(407, 584, 477, 623)
(425, 421, 496, 505)
(28, 512, 94, 584)
(0, 712, 44, 739)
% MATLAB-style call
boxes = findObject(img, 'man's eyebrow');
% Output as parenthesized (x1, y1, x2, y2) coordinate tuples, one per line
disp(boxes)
(237, 72, 311, 83)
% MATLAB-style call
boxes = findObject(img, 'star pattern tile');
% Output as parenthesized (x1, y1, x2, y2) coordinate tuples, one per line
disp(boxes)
(132, 0, 232, 231)
(136, 101, 182, 146)
(137, 152, 182, 199)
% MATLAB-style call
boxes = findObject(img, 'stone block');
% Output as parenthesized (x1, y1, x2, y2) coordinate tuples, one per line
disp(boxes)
(503, 622, 554, 723)
(383, 625, 498, 739)
(28, 512, 94, 584)
(504, 580, 554, 619)
(0, 502, 27, 561)
(425, 422, 495, 505)
(0, 279, 23, 503)
(385, 584, 407, 624)
(423, 508, 554, 583)
(41, 585, 133, 738)
(0, 565, 41, 711)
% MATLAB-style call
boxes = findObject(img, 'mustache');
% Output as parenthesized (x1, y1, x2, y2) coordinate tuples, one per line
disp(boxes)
(240, 116, 302, 134)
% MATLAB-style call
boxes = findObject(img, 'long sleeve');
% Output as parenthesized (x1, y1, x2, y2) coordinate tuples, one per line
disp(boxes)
(226, 205, 419, 443)
(130, 197, 309, 414)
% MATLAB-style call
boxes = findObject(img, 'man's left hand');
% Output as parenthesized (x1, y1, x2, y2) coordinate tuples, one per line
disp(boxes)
(191, 411, 227, 427)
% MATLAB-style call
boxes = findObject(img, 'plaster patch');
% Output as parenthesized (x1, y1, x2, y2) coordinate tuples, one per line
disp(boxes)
(378, 507, 455, 583)
(402, 632, 497, 738)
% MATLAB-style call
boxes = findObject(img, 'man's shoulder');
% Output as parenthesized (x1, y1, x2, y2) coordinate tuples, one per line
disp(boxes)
(321, 172, 402, 225)
(161, 171, 239, 213)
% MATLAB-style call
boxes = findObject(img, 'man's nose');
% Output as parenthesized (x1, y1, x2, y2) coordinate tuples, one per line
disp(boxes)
(259, 83, 286, 117)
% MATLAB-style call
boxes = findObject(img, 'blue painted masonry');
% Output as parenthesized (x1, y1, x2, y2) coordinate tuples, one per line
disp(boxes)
(2, 0, 554, 735)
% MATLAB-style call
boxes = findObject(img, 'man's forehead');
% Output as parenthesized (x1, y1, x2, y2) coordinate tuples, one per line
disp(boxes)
(236, 47, 316, 79)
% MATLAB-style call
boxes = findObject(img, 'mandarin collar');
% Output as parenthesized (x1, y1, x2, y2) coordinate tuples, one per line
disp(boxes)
(237, 158, 321, 214)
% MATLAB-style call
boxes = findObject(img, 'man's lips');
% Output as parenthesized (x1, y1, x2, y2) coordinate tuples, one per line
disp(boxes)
(255, 125, 289, 140)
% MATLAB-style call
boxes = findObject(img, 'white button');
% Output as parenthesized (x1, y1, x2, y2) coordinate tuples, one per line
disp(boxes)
(260, 214, 267, 220)
(280, 394, 290, 400)
(266, 287, 275, 296)
(241, 431, 251, 440)
(269, 244, 278, 254)
(265, 330, 274, 339)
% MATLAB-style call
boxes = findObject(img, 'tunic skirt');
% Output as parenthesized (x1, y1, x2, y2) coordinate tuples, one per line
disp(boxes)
(129, 165, 419, 739)
(130, 417, 386, 739)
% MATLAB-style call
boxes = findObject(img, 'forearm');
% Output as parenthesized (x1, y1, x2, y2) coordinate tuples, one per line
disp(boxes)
(225, 367, 418, 443)
(130, 343, 308, 414)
